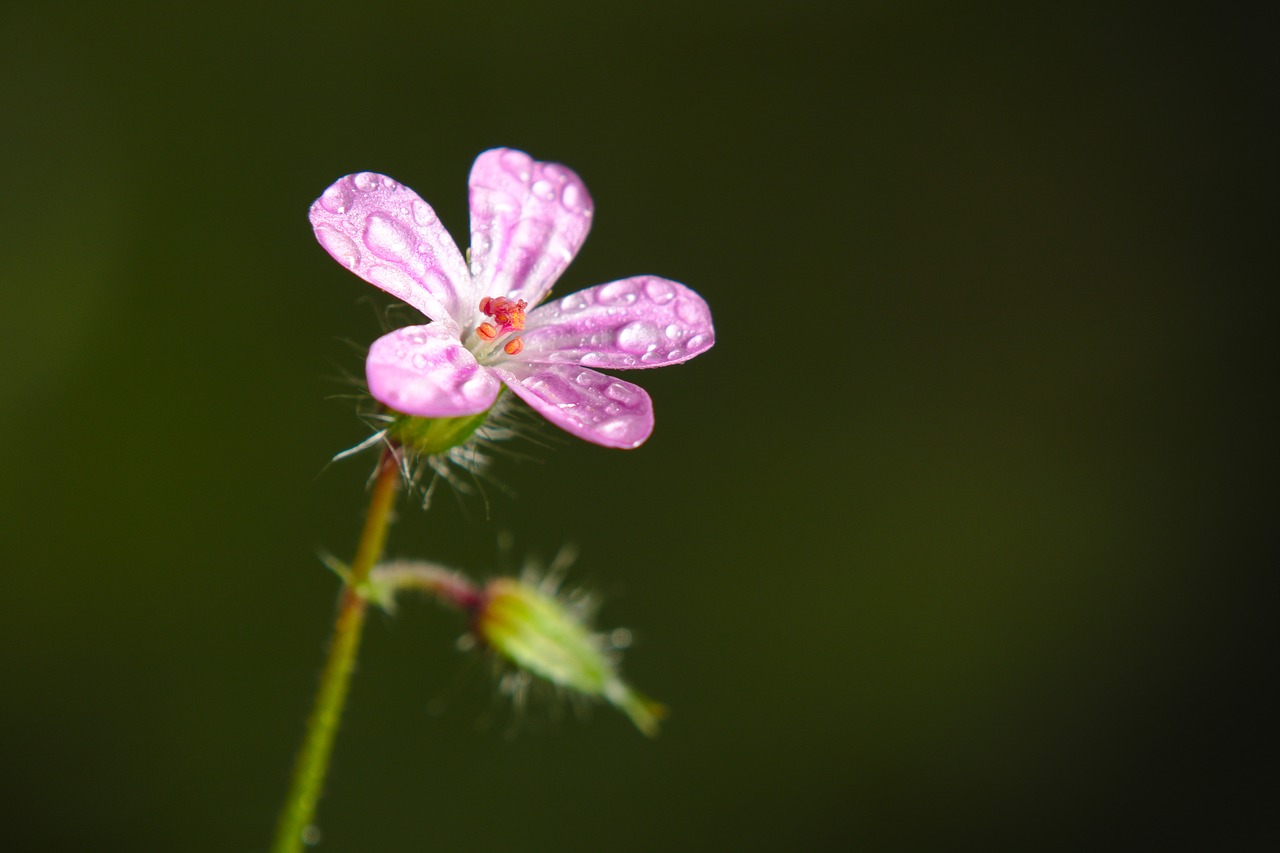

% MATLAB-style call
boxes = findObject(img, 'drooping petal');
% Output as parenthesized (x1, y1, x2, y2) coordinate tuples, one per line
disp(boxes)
(467, 149, 593, 311)
(311, 173, 472, 331)
(517, 276, 715, 369)
(366, 325, 501, 417)
(491, 363, 654, 449)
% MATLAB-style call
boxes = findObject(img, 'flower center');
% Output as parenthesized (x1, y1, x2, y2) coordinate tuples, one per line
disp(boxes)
(474, 296, 526, 356)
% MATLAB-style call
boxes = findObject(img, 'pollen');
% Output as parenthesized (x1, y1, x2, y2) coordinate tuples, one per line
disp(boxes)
(479, 296, 528, 332)
(476, 322, 498, 341)
(503, 337, 524, 356)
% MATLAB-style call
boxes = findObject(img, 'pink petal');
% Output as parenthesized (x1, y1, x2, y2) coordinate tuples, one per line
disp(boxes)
(311, 173, 473, 332)
(467, 149, 593, 310)
(366, 325, 501, 417)
(517, 276, 715, 369)
(491, 363, 654, 449)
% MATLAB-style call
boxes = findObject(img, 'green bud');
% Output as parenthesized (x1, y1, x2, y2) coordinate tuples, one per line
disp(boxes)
(475, 578, 666, 736)
(387, 406, 493, 456)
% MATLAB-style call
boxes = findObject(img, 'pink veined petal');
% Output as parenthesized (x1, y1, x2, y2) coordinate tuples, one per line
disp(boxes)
(517, 276, 715, 369)
(491, 362, 654, 449)
(366, 324, 502, 418)
(467, 148, 594, 311)
(311, 173, 473, 332)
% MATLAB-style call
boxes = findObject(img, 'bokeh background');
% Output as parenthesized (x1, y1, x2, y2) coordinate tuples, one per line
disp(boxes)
(2, 2, 1273, 850)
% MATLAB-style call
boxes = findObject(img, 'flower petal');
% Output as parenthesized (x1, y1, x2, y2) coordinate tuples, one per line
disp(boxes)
(518, 276, 715, 369)
(366, 325, 501, 417)
(311, 173, 472, 331)
(491, 363, 654, 449)
(467, 149, 593, 311)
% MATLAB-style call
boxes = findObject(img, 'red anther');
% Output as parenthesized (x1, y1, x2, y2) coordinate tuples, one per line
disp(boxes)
(479, 295, 528, 332)
(476, 322, 498, 341)
(503, 337, 524, 356)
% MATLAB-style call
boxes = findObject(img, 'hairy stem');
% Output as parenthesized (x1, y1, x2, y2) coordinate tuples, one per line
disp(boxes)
(272, 448, 401, 853)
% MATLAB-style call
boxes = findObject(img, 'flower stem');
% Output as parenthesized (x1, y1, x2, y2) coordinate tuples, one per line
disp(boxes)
(272, 448, 401, 853)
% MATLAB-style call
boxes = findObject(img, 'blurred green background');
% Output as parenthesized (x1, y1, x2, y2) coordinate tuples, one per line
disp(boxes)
(2, 2, 1272, 850)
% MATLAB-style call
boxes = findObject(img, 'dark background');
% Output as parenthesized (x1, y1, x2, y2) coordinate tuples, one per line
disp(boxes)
(2, 2, 1273, 850)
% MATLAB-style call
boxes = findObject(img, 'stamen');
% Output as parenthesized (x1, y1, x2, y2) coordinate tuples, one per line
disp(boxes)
(476, 322, 498, 341)
(478, 296, 528, 333)
(503, 337, 524, 356)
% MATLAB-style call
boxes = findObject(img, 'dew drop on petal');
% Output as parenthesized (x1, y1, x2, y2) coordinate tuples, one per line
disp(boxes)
(319, 183, 351, 215)
(604, 381, 641, 406)
(596, 417, 635, 441)
(560, 292, 589, 313)
(644, 278, 675, 304)
(686, 334, 707, 350)
(353, 173, 379, 191)
(532, 376, 584, 407)
(617, 321, 661, 354)
(500, 149, 534, 179)
(364, 214, 412, 261)
(531, 179, 555, 201)
(412, 353, 430, 369)
(411, 199, 437, 226)
(666, 348, 686, 360)
(366, 264, 414, 299)
(598, 280, 640, 305)
(314, 225, 360, 269)
(664, 323, 682, 340)
(575, 371, 596, 387)
(561, 181, 583, 211)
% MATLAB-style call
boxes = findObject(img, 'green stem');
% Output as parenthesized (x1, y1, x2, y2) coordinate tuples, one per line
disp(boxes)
(272, 448, 401, 853)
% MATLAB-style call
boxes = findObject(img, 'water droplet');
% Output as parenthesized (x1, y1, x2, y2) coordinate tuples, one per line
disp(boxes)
(319, 183, 351, 215)
(617, 321, 661, 354)
(686, 334, 707, 350)
(411, 199, 437, 227)
(596, 417, 635, 440)
(528, 375, 581, 406)
(644, 278, 675, 303)
(665, 323, 682, 340)
(598, 280, 641, 305)
(531, 179, 555, 201)
(363, 214, 412, 262)
(666, 348, 686, 360)
(575, 371, 597, 387)
(500, 149, 533, 180)
(561, 293, 589, 312)
(412, 353, 430, 369)
(604, 382, 641, 406)
(353, 173, 379, 191)
(314, 225, 360, 269)
(561, 181, 584, 211)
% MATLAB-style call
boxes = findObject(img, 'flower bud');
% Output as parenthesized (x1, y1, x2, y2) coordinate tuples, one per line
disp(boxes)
(474, 578, 665, 736)
(387, 407, 492, 456)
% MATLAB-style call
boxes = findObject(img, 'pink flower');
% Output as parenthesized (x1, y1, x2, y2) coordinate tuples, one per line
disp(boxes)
(310, 149, 715, 449)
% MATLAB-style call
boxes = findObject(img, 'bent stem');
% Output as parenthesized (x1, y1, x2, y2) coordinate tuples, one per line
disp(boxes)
(272, 447, 402, 853)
